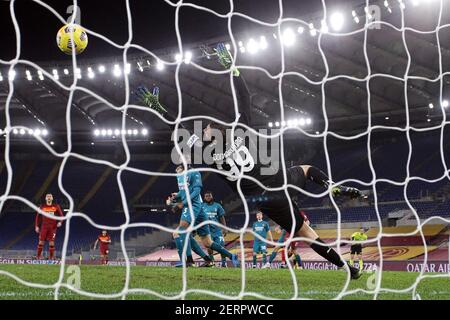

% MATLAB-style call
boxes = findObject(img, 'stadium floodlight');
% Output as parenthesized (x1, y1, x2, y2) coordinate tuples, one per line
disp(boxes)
(238, 40, 243, 47)
(330, 12, 344, 31)
(52, 69, 59, 80)
(306, 118, 312, 125)
(150, 141, 154, 144)
(50, 141, 54, 145)
(429, 103, 434, 109)
(275, 121, 280, 127)
(75, 67, 82, 79)
(259, 36, 268, 50)
(38, 70, 44, 80)
(26, 70, 32, 81)
(42, 129, 48, 136)
(63, 68, 69, 75)
(121, 129, 126, 135)
(114, 129, 120, 136)
(156, 60, 165, 71)
(133, 129, 138, 135)
(98, 65, 106, 73)
(184, 51, 192, 64)
(28, 129, 34, 135)
(124, 63, 131, 75)
(287, 120, 293, 126)
(442, 100, 449, 108)
(292, 119, 299, 126)
(281, 28, 296, 46)
(247, 38, 259, 54)
(106, 129, 113, 136)
(19, 128, 25, 135)
(225, 43, 231, 50)
(321, 20, 329, 33)
(94, 129, 100, 136)
(8, 70, 16, 80)
(175, 53, 182, 63)
(298, 26, 304, 34)
(127, 129, 133, 135)
(352, 10, 357, 17)
(299, 118, 306, 126)
(0, 73, 3, 82)
(101, 129, 107, 136)
(113, 64, 121, 77)
(384, 0, 389, 7)
(412, 0, 420, 6)
(12, 128, 18, 134)
(268, 122, 273, 128)
(385, 116, 390, 120)
(88, 67, 95, 79)
(137, 62, 143, 72)
(239, 46, 246, 53)
(427, 118, 431, 122)
(309, 23, 317, 37)
(34, 129, 42, 136)
(281, 121, 286, 126)
(91, 142, 95, 145)
(354, 16, 360, 23)
(141, 128, 148, 136)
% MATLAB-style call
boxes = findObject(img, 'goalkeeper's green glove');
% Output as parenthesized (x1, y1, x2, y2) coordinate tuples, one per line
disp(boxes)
(214, 42, 240, 77)
(135, 85, 168, 115)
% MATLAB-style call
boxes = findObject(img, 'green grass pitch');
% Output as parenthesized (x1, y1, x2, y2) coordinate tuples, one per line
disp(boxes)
(0, 265, 448, 300)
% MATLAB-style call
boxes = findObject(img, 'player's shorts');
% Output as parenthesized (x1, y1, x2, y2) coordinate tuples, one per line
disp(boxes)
(350, 244, 362, 254)
(100, 247, 109, 256)
(212, 234, 225, 246)
(253, 241, 267, 254)
(180, 206, 210, 237)
(39, 227, 57, 242)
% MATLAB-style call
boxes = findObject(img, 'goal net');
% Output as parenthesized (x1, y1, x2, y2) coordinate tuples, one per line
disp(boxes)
(0, 0, 449, 300)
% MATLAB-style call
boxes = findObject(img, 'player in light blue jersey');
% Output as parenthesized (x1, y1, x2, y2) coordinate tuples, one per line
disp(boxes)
(167, 161, 239, 267)
(203, 191, 227, 267)
(251, 211, 273, 268)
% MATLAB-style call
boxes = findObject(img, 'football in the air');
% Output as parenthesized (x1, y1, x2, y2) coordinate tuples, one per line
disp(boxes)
(56, 24, 88, 55)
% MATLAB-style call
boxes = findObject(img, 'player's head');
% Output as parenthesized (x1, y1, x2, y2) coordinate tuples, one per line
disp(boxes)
(256, 211, 263, 221)
(275, 225, 282, 234)
(45, 193, 53, 204)
(175, 154, 191, 173)
(360, 227, 365, 233)
(203, 122, 226, 141)
(204, 191, 213, 203)
(102, 230, 107, 236)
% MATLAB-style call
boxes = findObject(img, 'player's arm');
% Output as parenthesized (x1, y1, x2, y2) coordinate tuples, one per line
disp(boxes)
(267, 229, 274, 243)
(217, 204, 227, 235)
(93, 239, 99, 250)
(56, 204, 64, 227)
(215, 43, 251, 125)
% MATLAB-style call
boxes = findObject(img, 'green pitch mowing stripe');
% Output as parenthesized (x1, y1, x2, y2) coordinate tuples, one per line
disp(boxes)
(0, 265, 449, 300)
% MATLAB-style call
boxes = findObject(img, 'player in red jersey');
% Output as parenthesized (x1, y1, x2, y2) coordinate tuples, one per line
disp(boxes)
(94, 230, 111, 265)
(35, 193, 64, 260)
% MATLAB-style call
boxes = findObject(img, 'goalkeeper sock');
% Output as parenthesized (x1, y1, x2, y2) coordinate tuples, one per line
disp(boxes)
(295, 254, 302, 267)
(36, 244, 43, 259)
(262, 254, 267, 264)
(49, 245, 55, 259)
(305, 166, 330, 188)
(209, 241, 232, 259)
(189, 236, 209, 261)
(253, 255, 257, 266)
(310, 238, 344, 268)
(359, 259, 363, 271)
(269, 250, 277, 263)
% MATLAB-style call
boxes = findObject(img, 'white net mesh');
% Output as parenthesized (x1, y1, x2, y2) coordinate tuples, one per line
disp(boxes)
(0, 0, 449, 300)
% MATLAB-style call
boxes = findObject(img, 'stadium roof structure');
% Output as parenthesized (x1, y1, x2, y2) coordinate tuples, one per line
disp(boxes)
(1, 0, 450, 150)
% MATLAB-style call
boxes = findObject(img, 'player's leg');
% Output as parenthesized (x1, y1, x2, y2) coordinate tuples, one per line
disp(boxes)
(349, 250, 355, 267)
(189, 234, 214, 265)
(358, 250, 363, 271)
(36, 227, 47, 259)
(207, 247, 215, 262)
(252, 242, 259, 268)
(217, 235, 227, 267)
(269, 246, 280, 264)
(291, 244, 302, 268)
(195, 211, 239, 266)
(48, 227, 57, 260)
(261, 244, 269, 268)
(173, 220, 194, 266)
(261, 197, 361, 279)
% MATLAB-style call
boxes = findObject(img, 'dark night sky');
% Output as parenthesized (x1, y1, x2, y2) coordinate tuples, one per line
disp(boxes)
(0, 0, 339, 62)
